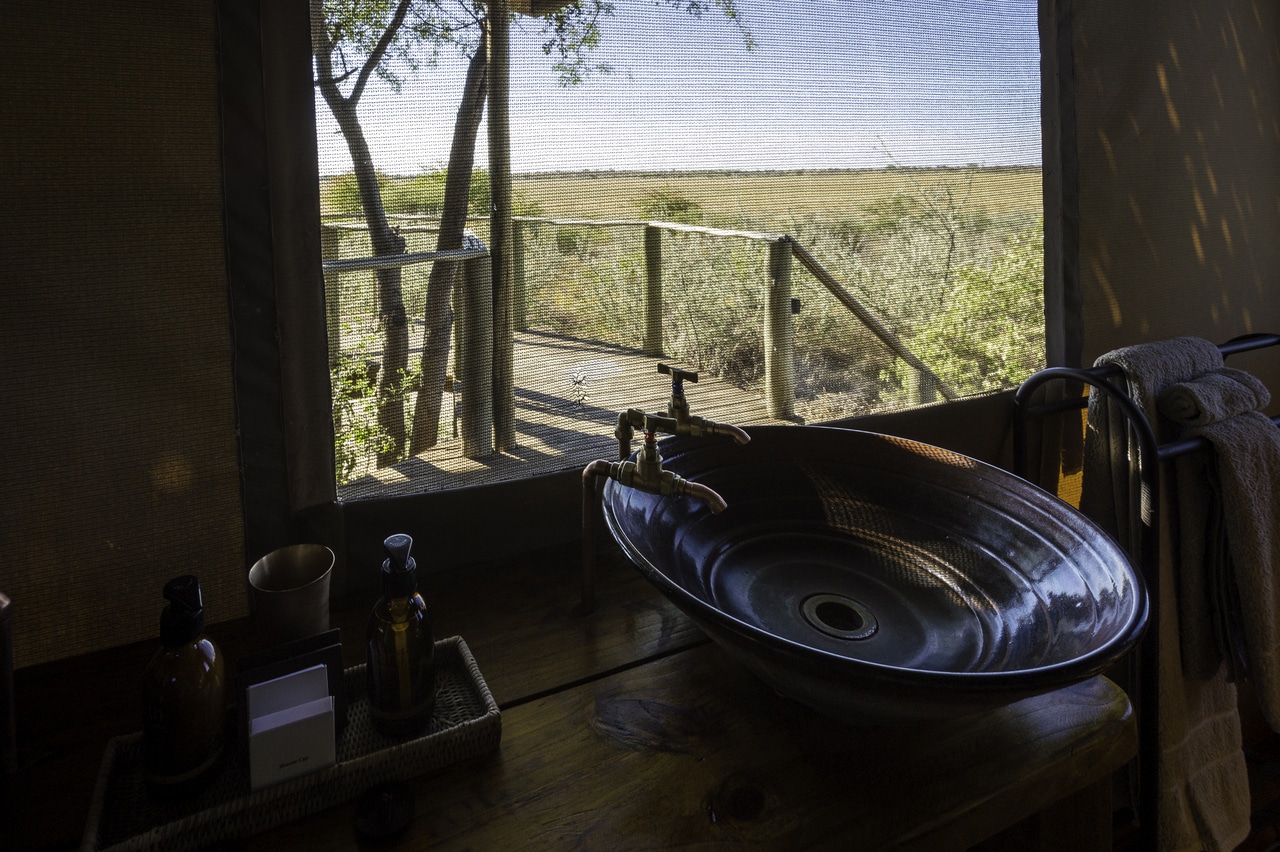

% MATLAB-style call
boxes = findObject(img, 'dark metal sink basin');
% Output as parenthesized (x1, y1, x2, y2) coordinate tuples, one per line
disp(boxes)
(602, 426, 1147, 723)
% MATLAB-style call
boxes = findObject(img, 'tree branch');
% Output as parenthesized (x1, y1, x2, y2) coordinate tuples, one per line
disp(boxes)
(351, 0, 414, 106)
(311, 0, 346, 108)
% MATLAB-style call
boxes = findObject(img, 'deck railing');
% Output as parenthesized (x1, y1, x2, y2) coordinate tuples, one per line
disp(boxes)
(321, 217, 951, 458)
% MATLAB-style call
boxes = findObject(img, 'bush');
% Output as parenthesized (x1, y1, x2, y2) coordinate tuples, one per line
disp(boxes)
(635, 189, 703, 224)
(556, 227, 591, 257)
(890, 221, 1045, 398)
(320, 168, 498, 218)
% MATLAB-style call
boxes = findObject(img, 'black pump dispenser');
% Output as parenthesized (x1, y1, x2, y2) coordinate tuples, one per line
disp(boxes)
(366, 533, 436, 737)
(380, 534, 418, 598)
(160, 575, 205, 646)
(142, 575, 225, 796)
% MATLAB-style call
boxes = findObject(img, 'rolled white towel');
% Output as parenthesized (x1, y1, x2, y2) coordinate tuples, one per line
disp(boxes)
(1158, 367, 1271, 427)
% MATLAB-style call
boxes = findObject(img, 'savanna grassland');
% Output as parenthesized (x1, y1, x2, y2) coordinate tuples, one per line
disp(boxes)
(511, 167, 1043, 225)
(323, 167, 1045, 483)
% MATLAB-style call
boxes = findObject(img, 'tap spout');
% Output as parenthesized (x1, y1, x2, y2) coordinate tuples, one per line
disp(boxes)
(683, 480, 728, 514)
(651, 365, 751, 445)
(701, 420, 751, 446)
(579, 439, 729, 613)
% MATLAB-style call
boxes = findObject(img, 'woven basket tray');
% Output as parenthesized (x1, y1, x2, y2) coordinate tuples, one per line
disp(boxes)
(81, 635, 500, 852)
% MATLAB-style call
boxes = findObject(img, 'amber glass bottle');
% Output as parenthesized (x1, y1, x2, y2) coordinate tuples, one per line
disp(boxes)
(141, 575, 225, 796)
(367, 534, 436, 737)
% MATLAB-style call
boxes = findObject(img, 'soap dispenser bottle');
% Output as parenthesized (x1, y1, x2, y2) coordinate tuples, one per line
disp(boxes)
(367, 534, 436, 737)
(141, 575, 226, 796)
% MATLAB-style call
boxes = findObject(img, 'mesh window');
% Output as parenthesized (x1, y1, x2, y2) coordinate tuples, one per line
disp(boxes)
(2, 0, 243, 667)
(314, 0, 1044, 498)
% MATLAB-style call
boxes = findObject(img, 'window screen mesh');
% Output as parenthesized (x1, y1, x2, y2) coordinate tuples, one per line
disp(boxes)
(315, 0, 1043, 498)
(1, 0, 244, 668)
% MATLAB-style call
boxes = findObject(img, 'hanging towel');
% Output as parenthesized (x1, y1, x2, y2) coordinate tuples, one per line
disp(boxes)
(1081, 337, 1251, 852)
(1159, 367, 1280, 733)
(1157, 368, 1269, 682)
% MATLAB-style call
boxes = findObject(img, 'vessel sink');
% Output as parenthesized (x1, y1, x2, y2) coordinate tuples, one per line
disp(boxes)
(601, 425, 1147, 723)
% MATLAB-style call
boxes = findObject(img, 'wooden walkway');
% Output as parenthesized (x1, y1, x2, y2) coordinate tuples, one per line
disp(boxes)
(341, 330, 780, 499)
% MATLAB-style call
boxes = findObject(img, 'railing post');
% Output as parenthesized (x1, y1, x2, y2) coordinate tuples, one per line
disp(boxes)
(644, 224, 663, 356)
(321, 224, 342, 366)
(488, 4, 516, 453)
(512, 218, 527, 331)
(458, 251, 494, 458)
(765, 237, 795, 420)
(909, 369, 939, 405)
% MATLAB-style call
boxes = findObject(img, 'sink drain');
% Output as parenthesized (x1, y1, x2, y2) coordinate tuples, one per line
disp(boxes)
(801, 593, 878, 640)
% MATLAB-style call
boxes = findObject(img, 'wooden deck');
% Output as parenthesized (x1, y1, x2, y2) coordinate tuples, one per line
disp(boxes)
(341, 330, 781, 499)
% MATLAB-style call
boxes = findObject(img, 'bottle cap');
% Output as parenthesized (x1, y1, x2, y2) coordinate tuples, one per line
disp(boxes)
(381, 534, 418, 598)
(160, 575, 205, 646)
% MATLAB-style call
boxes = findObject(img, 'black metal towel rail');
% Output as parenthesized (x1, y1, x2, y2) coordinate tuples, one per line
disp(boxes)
(1012, 332, 1280, 852)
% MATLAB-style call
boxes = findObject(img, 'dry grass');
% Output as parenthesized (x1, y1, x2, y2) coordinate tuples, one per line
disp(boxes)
(511, 166, 1042, 224)
(324, 166, 1046, 482)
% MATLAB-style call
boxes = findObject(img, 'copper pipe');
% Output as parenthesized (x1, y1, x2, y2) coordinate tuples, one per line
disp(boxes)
(579, 460, 613, 615)
(684, 480, 728, 514)
(707, 422, 751, 446)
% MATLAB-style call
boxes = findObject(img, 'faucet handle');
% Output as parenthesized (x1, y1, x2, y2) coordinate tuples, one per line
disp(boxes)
(657, 363, 698, 385)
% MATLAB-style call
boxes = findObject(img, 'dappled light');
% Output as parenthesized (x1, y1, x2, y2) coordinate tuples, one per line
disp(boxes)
(1075, 1, 1280, 352)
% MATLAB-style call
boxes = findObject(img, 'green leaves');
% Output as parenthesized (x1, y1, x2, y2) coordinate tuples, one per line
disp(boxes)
(900, 221, 1045, 395)
(635, 189, 703, 224)
(317, 0, 751, 94)
(321, 168, 520, 217)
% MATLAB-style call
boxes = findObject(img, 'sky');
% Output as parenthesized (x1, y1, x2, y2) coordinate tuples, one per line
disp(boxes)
(314, 0, 1041, 176)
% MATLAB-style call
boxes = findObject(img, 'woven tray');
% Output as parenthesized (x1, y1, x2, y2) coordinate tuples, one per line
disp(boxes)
(81, 636, 500, 852)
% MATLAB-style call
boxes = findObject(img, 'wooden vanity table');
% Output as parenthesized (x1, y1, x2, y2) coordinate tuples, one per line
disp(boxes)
(9, 540, 1135, 851)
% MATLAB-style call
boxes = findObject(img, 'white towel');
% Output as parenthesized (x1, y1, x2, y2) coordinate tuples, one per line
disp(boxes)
(1081, 337, 1251, 852)
(1159, 368, 1271, 428)
(1159, 367, 1280, 733)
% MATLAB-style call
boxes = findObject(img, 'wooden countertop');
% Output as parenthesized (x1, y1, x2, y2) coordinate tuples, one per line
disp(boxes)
(6, 539, 1136, 851)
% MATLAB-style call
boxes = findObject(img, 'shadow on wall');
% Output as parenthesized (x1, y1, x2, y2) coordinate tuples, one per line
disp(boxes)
(1073, 0, 1280, 387)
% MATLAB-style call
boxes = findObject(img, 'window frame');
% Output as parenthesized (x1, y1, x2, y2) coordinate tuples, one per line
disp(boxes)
(219, 0, 338, 576)
(222, 0, 1070, 594)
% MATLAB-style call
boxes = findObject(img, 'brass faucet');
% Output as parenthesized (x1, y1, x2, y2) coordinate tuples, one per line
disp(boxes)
(580, 362, 748, 613)
(580, 415, 727, 614)
(606, 416, 728, 513)
(614, 363, 751, 459)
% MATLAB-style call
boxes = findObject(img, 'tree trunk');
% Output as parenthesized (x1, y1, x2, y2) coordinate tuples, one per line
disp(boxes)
(313, 0, 411, 468)
(334, 104, 409, 466)
(409, 24, 490, 454)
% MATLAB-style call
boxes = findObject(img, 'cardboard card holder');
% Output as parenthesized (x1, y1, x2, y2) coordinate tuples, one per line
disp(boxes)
(246, 663, 336, 790)
(234, 628, 347, 750)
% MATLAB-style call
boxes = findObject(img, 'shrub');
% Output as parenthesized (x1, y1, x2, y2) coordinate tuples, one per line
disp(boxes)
(890, 220, 1045, 398)
(320, 168, 498, 218)
(635, 189, 703, 224)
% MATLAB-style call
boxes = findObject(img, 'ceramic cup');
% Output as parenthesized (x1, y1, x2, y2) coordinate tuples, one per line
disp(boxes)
(248, 544, 335, 648)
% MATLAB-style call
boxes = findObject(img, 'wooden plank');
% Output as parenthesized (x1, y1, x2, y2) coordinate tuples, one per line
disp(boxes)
(7, 540, 702, 850)
(508, 0, 574, 16)
(423, 541, 708, 708)
(246, 647, 1134, 851)
(12, 535, 1133, 851)
(342, 331, 780, 498)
